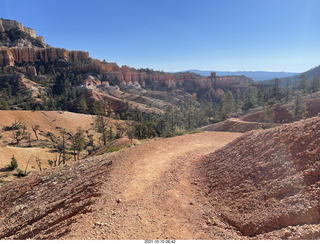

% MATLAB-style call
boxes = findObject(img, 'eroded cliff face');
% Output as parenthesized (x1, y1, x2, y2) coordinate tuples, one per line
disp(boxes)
(75, 60, 253, 98)
(0, 18, 46, 48)
(0, 45, 253, 98)
(0, 19, 36, 38)
(0, 47, 89, 66)
(0, 18, 255, 99)
(0, 48, 14, 66)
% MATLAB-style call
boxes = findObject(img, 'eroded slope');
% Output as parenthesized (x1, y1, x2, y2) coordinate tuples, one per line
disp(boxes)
(199, 117, 320, 239)
(0, 131, 241, 240)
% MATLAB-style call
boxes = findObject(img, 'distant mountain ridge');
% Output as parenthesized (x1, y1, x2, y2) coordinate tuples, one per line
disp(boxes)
(180, 69, 299, 82)
(260, 65, 320, 87)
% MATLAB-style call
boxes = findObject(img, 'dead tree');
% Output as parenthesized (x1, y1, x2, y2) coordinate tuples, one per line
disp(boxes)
(27, 132, 32, 147)
(35, 157, 42, 171)
(24, 154, 33, 175)
(13, 129, 25, 145)
(32, 125, 40, 140)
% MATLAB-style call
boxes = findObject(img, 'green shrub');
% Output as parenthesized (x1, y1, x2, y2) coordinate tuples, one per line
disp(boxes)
(96, 146, 123, 156)
(6, 155, 18, 171)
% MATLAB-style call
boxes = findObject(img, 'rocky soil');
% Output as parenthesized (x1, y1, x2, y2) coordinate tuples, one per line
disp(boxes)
(0, 117, 319, 240)
(199, 117, 320, 239)
(0, 131, 241, 239)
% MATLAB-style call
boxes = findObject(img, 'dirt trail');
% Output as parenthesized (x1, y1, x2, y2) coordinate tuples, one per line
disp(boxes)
(1, 118, 319, 240)
(200, 117, 271, 133)
(64, 131, 241, 239)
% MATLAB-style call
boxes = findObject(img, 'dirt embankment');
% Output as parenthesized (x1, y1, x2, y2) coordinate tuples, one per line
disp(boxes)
(0, 131, 241, 240)
(199, 116, 320, 239)
(200, 118, 270, 133)
(0, 117, 319, 240)
(242, 93, 320, 124)
(201, 93, 320, 134)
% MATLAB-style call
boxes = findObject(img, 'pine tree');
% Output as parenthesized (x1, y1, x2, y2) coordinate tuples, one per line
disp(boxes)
(94, 115, 109, 146)
(92, 100, 105, 116)
(243, 86, 257, 110)
(288, 92, 308, 121)
(297, 74, 309, 94)
(85, 130, 96, 155)
(77, 95, 88, 114)
(71, 127, 86, 160)
(219, 91, 235, 120)
(310, 77, 320, 94)
(285, 78, 292, 102)
(263, 103, 275, 126)
(0, 99, 9, 110)
(7, 155, 18, 170)
(272, 78, 281, 100)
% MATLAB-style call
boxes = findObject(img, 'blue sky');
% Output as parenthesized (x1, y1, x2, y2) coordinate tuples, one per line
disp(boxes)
(1, 0, 319, 72)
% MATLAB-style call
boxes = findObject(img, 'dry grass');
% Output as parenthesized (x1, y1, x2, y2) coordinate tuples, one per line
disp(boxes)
(0, 110, 127, 183)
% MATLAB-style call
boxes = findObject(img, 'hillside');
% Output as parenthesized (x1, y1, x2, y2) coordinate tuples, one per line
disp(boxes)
(201, 91, 320, 133)
(261, 65, 320, 86)
(0, 18, 46, 48)
(199, 116, 320, 239)
(0, 17, 319, 241)
(200, 118, 271, 133)
(0, 18, 258, 122)
(0, 110, 127, 182)
(0, 117, 319, 239)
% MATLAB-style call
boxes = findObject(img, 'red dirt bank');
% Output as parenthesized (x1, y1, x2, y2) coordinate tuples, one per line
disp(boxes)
(0, 117, 320, 240)
(0, 132, 241, 240)
(199, 117, 320, 239)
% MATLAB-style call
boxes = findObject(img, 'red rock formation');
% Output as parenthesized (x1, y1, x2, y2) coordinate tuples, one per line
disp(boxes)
(96, 66, 253, 94)
(0, 18, 256, 99)
(27, 65, 37, 76)
(0, 48, 14, 66)
(0, 47, 89, 66)
(82, 88, 123, 113)
(0, 45, 254, 99)
(36, 36, 45, 45)
(85, 76, 101, 86)
(214, 88, 225, 99)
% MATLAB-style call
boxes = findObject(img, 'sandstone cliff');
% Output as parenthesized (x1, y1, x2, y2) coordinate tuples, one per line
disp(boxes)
(0, 18, 256, 100)
(0, 18, 46, 48)
(0, 18, 36, 38)
(0, 48, 14, 66)
(75, 60, 253, 99)
(0, 47, 89, 66)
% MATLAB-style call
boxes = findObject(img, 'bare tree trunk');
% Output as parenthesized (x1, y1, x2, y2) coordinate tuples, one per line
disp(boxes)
(32, 125, 40, 140)
(25, 154, 33, 175)
(62, 132, 66, 164)
(36, 157, 42, 171)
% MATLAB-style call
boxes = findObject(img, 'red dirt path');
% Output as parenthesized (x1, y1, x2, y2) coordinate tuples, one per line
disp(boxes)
(0, 131, 241, 239)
